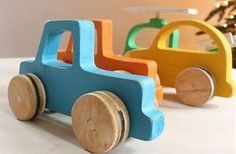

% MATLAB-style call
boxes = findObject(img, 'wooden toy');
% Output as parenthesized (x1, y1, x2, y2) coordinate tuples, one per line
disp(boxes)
(8, 73, 46, 120)
(123, 7, 198, 54)
(124, 19, 236, 106)
(197, 32, 235, 51)
(57, 19, 163, 104)
(197, 32, 236, 68)
(7, 20, 164, 153)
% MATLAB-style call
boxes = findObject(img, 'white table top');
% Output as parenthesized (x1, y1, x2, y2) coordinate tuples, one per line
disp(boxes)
(0, 58, 236, 154)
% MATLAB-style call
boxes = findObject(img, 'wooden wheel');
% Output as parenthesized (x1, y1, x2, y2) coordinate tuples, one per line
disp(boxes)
(26, 73, 46, 117)
(8, 75, 37, 120)
(175, 67, 215, 106)
(97, 91, 130, 145)
(8, 74, 46, 120)
(72, 91, 129, 153)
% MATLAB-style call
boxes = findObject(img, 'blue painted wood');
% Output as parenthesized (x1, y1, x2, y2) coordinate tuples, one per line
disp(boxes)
(19, 20, 164, 141)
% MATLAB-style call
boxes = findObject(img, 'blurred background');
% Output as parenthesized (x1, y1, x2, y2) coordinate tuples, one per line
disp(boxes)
(0, 0, 218, 57)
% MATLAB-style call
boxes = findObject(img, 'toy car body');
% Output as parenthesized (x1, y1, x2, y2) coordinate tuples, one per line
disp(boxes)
(125, 20, 236, 104)
(57, 19, 163, 102)
(10, 20, 164, 152)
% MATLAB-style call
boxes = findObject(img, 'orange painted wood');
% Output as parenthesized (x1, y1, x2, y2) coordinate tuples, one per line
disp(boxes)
(58, 19, 163, 102)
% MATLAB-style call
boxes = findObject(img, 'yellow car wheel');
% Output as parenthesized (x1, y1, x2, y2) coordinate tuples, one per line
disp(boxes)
(175, 67, 215, 106)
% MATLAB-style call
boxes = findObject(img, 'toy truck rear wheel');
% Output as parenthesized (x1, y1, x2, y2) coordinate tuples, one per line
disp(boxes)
(175, 67, 216, 106)
(8, 74, 46, 120)
(72, 91, 130, 153)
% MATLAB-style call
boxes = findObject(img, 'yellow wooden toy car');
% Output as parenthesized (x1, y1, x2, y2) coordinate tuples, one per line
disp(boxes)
(125, 20, 236, 106)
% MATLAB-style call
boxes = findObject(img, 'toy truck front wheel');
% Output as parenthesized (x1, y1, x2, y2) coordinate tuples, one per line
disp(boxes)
(8, 73, 46, 120)
(72, 91, 130, 153)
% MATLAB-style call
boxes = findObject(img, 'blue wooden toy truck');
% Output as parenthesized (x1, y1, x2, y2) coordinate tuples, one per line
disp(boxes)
(8, 20, 164, 153)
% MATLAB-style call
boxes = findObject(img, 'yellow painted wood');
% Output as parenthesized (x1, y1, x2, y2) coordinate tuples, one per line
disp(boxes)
(126, 20, 236, 97)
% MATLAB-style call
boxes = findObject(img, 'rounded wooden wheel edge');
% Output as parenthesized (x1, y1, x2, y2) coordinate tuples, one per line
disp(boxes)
(71, 92, 122, 153)
(98, 91, 130, 145)
(175, 67, 215, 106)
(8, 74, 38, 120)
(26, 73, 46, 117)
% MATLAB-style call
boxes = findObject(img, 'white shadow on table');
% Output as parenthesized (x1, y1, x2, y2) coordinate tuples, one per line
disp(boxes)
(161, 88, 218, 110)
(23, 112, 89, 153)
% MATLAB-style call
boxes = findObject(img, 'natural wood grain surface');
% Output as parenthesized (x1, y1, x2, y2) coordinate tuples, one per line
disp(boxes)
(8, 73, 46, 121)
(102, 91, 130, 145)
(27, 73, 46, 117)
(175, 67, 215, 106)
(8, 74, 38, 120)
(72, 91, 129, 153)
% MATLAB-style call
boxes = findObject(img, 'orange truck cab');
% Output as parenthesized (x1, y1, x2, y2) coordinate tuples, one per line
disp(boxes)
(58, 19, 163, 104)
